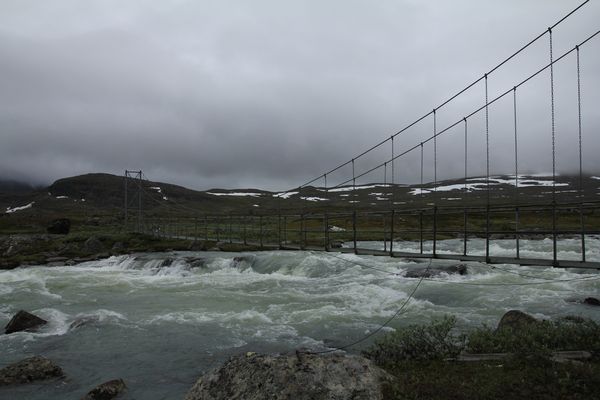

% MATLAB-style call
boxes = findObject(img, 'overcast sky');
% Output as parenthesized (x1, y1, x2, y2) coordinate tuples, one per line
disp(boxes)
(1, 0, 599, 191)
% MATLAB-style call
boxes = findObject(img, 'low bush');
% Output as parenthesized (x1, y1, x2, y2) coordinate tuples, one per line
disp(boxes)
(467, 317, 600, 356)
(363, 316, 465, 365)
(365, 315, 600, 367)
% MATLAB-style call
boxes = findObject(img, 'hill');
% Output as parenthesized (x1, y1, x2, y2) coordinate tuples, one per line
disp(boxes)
(0, 172, 598, 235)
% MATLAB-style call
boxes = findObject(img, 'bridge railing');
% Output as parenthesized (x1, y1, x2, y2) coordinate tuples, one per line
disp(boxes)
(141, 199, 600, 269)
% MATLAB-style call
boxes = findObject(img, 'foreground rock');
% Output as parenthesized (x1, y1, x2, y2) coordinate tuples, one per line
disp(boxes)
(81, 378, 127, 400)
(0, 356, 64, 386)
(5, 310, 47, 334)
(185, 352, 393, 400)
(496, 310, 538, 332)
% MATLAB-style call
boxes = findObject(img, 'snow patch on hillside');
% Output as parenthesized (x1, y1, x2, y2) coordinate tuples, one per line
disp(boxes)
(6, 202, 34, 214)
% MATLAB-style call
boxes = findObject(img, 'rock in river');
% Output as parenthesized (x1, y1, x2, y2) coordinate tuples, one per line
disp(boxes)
(185, 352, 393, 400)
(81, 378, 127, 400)
(403, 263, 467, 278)
(0, 356, 64, 386)
(583, 297, 600, 306)
(4, 310, 47, 334)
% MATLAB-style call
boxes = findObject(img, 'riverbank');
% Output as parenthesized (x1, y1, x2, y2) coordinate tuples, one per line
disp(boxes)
(364, 314, 600, 399)
(0, 232, 264, 269)
(3, 311, 599, 399)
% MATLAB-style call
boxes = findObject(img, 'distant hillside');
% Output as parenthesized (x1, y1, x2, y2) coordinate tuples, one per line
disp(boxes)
(1, 172, 599, 221)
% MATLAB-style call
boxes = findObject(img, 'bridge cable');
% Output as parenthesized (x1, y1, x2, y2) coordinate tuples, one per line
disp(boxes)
(484, 73, 490, 262)
(513, 86, 520, 257)
(298, 0, 590, 190)
(420, 143, 424, 200)
(433, 109, 437, 202)
(576, 46, 583, 200)
(548, 28, 556, 202)
(549, 28, 557, 203)
(464, 118, 468, 191)
(297, 253, 600, 354)
(513, 87, 519, 203)
(549, 28, 558, 263)
(322, 28, 600, 197)
(324, 30, 600, 194)
(576, 45, 586, 262)
(301, 258, 432, 354)
(391, 136, 395, 209)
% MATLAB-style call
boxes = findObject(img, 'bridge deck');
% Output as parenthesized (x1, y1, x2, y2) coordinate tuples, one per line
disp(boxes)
(167, 235, 600, 270)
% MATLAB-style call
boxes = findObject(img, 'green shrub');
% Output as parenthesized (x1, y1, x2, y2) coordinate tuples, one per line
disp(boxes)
(467, 318, 600, 356)
(363, 316, 466, 365)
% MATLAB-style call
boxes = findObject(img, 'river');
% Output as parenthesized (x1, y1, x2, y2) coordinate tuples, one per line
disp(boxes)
(1, 238, 599, 399)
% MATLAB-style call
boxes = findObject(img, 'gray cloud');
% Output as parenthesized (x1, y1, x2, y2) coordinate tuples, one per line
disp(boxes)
(0, 0, 598, 191)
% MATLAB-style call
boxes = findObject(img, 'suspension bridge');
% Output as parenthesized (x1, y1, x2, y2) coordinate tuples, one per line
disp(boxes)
(124, 1, 600, 270)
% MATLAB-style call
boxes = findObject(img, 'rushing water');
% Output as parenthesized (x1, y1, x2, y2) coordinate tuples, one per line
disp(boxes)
(1, 238, 599, 399)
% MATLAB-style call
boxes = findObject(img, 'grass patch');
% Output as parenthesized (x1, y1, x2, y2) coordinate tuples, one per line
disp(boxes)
(382, 359, 600, 400)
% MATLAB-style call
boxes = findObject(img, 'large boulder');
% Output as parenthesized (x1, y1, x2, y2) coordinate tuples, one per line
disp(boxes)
(47, 218, 71, 234)
(5, 310, 47, 334)
(496, 310, 538, 332)
(81, 378, 127, 400)
(0, 356, 64, 386)
(185, 352, 393, 400)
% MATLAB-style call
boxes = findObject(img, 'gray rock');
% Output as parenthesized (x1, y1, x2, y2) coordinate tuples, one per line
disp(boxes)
(404, 263, 467, 278)
(5, 310, 47, 334)
(188, 241, 206, 251)
(496, 310, 538, 332)
(84, 237, 104, 253)
(184, 352, 393, 400)
(47, 218, 71, 235)
(45, 256, 69, 263)
(0, 356, 64, 386)
(111, 242, 125, 252)
(583, 297, 600, 306)
(73, 256, 98, 263)
(46, 262, 67, 267)
(81, 378, 127, 400)
(94, 252, 110, 260)
(69, 315, 100, 330)
(185, 257, 208, 268)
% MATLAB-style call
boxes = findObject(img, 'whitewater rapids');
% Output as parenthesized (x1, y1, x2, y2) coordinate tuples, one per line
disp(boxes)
(1, 239, 599, 399)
